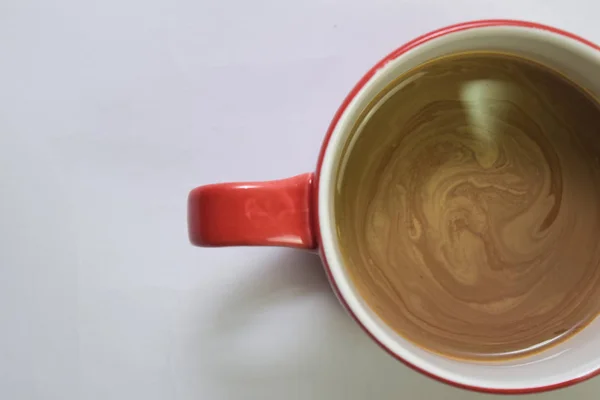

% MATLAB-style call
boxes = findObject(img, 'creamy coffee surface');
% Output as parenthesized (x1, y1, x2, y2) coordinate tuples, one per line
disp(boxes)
(335, 53, 600, 360)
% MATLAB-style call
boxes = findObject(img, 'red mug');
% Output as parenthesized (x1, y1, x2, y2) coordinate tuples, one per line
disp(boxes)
(189, 20, 600, 393)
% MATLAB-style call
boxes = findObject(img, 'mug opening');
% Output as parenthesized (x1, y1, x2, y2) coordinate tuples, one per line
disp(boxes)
(317, 21, 600, 392)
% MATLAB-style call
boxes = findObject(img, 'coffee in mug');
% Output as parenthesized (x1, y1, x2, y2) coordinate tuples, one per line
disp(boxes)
(335, 52, 600, 361)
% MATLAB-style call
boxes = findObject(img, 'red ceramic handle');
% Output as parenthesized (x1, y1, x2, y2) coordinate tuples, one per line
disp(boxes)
(188, 173, 316, 248)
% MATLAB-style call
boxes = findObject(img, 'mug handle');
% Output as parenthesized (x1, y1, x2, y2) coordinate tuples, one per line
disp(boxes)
(188, 173, 317, 249)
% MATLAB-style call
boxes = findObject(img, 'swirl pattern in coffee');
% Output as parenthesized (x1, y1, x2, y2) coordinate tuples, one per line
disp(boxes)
(335, 53, 600, 360)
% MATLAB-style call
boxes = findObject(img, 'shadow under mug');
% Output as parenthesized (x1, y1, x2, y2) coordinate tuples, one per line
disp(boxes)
(188, 20, 600, 394)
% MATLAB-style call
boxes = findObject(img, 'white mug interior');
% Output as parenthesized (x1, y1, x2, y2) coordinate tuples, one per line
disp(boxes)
(318, 24, 600, 391)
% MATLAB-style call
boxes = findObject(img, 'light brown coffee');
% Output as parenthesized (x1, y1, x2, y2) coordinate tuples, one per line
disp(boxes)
(335, 52, 600, 360)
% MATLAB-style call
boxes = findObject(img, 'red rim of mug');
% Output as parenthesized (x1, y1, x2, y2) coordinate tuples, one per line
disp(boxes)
(313, 19, 600, 394)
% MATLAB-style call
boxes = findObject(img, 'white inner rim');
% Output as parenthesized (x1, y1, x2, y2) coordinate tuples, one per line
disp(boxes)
(318, 25, 600, 390)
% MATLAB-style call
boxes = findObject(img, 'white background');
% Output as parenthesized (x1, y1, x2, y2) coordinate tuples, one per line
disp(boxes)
(1, 0, 599, 399)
